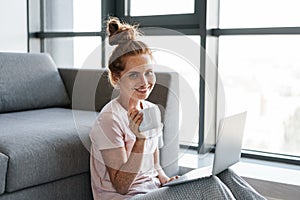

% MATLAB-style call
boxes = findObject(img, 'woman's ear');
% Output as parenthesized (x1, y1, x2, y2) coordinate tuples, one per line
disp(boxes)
(112, 73, 120, 85)
(114, 77, 120, 89)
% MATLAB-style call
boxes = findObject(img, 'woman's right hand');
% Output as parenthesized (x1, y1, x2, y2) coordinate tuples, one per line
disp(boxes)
(128, 109, 146, 139)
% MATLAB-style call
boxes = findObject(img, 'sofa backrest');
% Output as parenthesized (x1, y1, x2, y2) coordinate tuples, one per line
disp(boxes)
(0, 52, 70, 113)
(58, 68, 172, 112)
(58, 68, 115, 112)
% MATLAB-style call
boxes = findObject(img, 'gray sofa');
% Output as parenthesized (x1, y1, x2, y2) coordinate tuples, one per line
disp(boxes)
(0, 52, 179, 200)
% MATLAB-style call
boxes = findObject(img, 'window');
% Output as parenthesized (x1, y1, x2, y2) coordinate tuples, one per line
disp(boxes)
(0, 0, 27, 52)
(218, 0, 300, 160)
(73, 0, 102, 32)
(29, 0, 103, 68)
(128, 0, 195, 16)
(73, 37, 102, 69)
(122, 0, 200, 31)
(44, 0, 101, 32)
(149, 35, 201, 146)
(218, 35, 300, 157)
(219, 0, 300, 28)
(45, 37, 102, 68)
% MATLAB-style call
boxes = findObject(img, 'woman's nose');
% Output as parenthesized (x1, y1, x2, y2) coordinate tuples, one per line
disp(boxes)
(139, 75, 149, 85)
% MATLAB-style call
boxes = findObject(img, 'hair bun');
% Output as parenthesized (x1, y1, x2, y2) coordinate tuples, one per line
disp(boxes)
(108, 18, 120, 36)
(107, 18, 138, 46)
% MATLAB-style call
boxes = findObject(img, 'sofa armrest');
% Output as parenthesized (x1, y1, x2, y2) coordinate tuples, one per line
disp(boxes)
(151, 72, 180, 176)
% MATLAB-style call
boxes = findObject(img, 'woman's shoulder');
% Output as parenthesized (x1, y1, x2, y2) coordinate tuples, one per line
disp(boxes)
(98, 99, 126, 120)
(100, 99, 122, 113)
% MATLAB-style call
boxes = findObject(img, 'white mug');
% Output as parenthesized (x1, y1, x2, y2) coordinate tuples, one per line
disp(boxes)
(139, 105, 161, 132)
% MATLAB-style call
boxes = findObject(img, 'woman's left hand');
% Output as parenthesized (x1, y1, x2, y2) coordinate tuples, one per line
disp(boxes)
(158, 174, 180, 185)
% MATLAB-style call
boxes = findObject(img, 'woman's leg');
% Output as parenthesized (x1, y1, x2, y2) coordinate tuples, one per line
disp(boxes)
(130, 175, 236, 200)
(217, 169, 266, 200)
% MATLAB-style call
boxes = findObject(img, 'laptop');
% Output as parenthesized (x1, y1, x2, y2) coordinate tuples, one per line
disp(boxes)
(163, 112, 247, 187)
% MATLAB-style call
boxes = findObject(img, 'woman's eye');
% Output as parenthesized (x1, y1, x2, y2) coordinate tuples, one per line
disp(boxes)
(128, 73, 138, 79)
(145, 71, 154, 76)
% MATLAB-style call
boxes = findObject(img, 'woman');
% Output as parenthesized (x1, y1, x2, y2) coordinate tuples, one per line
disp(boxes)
(89, 17, 178, 200)
(90, 17, 266, 200)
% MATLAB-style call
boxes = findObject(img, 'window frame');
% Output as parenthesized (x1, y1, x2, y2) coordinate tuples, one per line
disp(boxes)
(213, 3, 300, 165)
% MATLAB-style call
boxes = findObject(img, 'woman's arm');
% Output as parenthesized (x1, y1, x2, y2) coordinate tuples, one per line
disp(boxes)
(101, 107, 146, 195)
(154, 147, 179, 185)
(101, 138, 145, 195)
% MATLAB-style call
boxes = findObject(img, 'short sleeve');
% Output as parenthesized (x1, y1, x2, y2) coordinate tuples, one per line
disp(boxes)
(90, 112, 125, 150)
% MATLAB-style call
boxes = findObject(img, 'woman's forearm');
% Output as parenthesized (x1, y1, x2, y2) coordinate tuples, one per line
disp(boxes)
(113, 138, 145, 194)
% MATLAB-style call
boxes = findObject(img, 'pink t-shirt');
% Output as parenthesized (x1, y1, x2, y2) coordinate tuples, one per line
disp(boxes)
(90, 99, 163, 200)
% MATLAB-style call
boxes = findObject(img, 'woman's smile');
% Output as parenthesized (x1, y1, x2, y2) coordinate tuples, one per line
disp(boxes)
(134, 85, 152, 94)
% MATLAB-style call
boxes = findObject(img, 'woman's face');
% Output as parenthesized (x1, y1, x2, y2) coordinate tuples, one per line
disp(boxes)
(118, 54, 156, 101)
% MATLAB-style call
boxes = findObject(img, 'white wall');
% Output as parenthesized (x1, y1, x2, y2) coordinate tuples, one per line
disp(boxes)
(0, 0, 27, 52)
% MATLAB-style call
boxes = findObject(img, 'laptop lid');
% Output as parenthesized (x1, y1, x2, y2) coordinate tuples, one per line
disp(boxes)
(212, 112, 247, 175)
(162, 112, 247, 187)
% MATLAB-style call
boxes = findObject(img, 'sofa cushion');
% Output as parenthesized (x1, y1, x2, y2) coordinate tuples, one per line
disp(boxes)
(0, 108, 95, 192)
(0, 52, 70, 113)
(0, 153, 8, 195)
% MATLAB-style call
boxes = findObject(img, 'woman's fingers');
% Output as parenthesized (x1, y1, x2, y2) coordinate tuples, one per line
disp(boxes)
(128, 109, 143, 125)
(135, 114, 143, 126)
(133, 111, 143, 124)
(168, 175, 180, 182)
(128, 109, 145, 138)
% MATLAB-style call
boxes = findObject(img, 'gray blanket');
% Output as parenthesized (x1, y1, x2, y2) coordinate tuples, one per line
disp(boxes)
(131, 169, 266, 200)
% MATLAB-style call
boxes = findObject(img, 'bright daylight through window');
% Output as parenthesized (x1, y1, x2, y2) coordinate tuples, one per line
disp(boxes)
(128, 0, 194, 16)
(219, 0, 300, 157)
(219, 36, 300, 157)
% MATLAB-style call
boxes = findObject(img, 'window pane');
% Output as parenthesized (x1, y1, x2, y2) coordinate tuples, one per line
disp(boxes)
(219, 35, 300, 157)
(0, 0, 27, 52)
(45, 37, 102, 68)
(129, 0, 194, 16)
(140, 35, 200, 146)
(220, 0, 300, 28)
(73, 0, 101, 32)
(45, 0, 101, 31)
